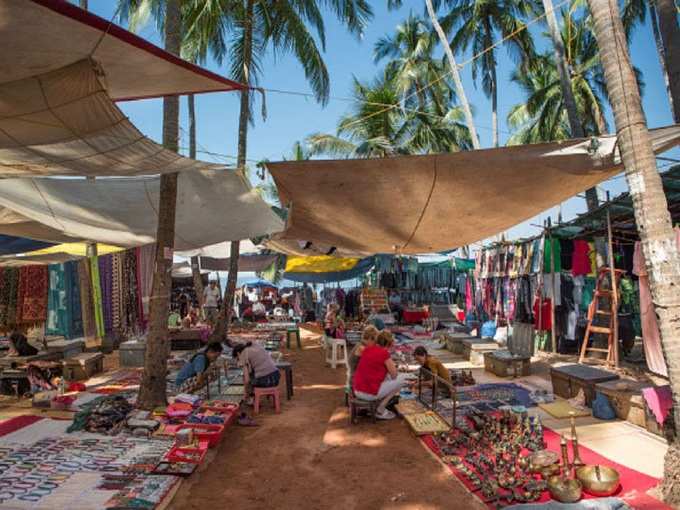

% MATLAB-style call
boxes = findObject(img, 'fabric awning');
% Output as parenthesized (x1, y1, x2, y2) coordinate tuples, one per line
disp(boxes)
(0, 234, 55, 256)
(283, 257, 375, 284)
(267, 126, 680, 255)
(25, 243, 124, 257)
(284, 256, 360, 273)
(0, 170, 285, 250)
(0, 59, 231, 178)
(199, 254, 279, 273)
(176, 240, 260, 259)
(0, 0, 243, 101)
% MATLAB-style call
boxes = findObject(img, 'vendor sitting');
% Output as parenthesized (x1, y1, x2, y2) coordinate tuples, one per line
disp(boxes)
(353, 327, 405, 420)
(324, 303, 338, 337)
(168, 308, 182, 328)
(413, 346, 452, 392)
(252, 301, 267, 320)
(175, 342, 224, 391)
(232, 342, 280, 394)
(8, 330, 38, 357)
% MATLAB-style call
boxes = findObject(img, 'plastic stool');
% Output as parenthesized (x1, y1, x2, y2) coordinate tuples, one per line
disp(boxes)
(253, 386, 281, 414)
(286, 328, 302, 349)
(325, 338, 348, 369)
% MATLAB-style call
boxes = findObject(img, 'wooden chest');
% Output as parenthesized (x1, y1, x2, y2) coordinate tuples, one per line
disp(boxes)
(63, 352, 105, 380)
(446, 333, 475, 354)
(462, 338, 499, 365)
(550, 364, 619, 406)
(169, 329, 203, 351)
(594, 379, 650, 427)
(484, 350, 531, 377)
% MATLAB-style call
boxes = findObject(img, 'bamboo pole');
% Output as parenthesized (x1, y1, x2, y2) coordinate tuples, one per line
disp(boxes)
(548, 218, 557, 353)
(606, 201, 620, 366)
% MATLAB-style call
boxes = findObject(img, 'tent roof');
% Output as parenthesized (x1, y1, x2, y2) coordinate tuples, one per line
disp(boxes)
(0, 170, 285, 250)
(199, 254, 278, 273)
(267, 126, 680, 255)
(0, 0, 243, 101)
(177, 240, 259, 259)
(0, 234, 54, 256)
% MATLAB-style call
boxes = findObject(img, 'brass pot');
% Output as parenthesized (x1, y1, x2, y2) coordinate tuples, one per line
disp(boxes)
(539, 463, 561, 479)
(528, 450, 559, 473)
(576, 465, 621, 497)
(547, 476, 582, 503)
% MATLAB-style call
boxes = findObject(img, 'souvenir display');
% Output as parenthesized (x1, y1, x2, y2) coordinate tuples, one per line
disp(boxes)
(569, 412, 585, 469)
(576, 465, 621, 496)
(404, 411, 450, 435)
(547, 475, 583, 503)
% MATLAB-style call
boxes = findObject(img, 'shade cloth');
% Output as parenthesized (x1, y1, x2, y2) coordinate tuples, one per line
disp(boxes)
(0, 59, 232, 178)
(171, 261, 209, 278)
(285, 256, 360, 273)
(0, 170, 285, 249)
(25, 243, 123, 257)
(176, 240, 260, 259)
(283, 257, 375, 283)
(199, 254, 278, 272)
(267, 126, 680, 254)
(0, 0, 243, 102)
(0, 235, 55, 256)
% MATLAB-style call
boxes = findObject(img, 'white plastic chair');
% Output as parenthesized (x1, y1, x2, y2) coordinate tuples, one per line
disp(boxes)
(325, 337, 348, 369)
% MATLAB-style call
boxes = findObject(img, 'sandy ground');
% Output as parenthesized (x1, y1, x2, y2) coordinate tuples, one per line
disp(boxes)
(169, 328, 485, 510)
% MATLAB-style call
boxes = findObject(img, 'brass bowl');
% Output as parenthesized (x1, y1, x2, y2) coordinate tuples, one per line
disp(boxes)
(540, 463, 561, 479)
(576, 465, 621, 496)
(528, 450, 560, 473)
(547, 476, 583, 503)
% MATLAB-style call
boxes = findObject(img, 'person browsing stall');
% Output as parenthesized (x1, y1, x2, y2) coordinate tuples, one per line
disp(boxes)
(352, 327, 405, 420)
(413, 346, 452, 393)
(347, 326, 378, 390)
(203, 281, 221, 324)
(175, 342, 223, 390)
(232, 342, 280, 392)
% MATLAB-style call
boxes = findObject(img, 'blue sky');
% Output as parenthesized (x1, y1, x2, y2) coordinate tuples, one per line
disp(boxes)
(87, 0, 677, 246)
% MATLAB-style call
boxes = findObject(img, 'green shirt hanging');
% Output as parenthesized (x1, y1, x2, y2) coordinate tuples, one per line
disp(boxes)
(543, 238, 562, 273)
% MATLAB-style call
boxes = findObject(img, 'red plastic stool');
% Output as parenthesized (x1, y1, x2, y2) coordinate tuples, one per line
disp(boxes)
(253, 386, 281, 414)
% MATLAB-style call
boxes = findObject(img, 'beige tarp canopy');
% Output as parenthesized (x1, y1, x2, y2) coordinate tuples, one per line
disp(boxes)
(267, 126, 680, 255)
(0, 0, 243, 101)
(0, 170, 285, 250)
(0, 59, 231, 178)
(176, 240, 260, 259)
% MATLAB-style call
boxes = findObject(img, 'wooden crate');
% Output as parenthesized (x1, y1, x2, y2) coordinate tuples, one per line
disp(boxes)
(550, 364, 619, 406)
(484, 350, 531, 377)
(446, 333, 474, 354)
(462, 338, 499, 365)
(594, 379, 651, 428)
(63, 352, 105, 381)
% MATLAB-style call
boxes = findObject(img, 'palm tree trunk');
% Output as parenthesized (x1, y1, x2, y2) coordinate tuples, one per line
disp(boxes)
(655, 0, 680, 123)
(491, 62, 498, 148)
(138, 0, 181, 410)
(542, 0, 600, 211)
(586, 0, 680, 502)
(213, 0, 254, 342)
(186, 93, 205, 310)
(649, 2, 675, 120)
(424, 0, 480, 150)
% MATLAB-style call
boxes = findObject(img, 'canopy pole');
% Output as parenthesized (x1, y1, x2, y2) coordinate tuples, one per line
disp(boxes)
(606, 196, 620, 366)
(548, 218, 557, 353)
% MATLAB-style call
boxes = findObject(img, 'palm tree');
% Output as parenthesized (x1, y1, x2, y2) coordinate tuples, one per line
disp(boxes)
(621, 0, 680, 123)
(436, 0, 535, 147)
(307, 73, 471, 158)
(182, 0, 373, 339)
(507, 11, 612, 144)
(585, 0, 680, 501)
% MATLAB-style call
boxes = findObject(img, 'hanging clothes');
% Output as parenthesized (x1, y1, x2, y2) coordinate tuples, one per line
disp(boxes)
(543, 238, 562, 273)
(533, 297, 552, 331)
(633, 230, 679, 378)
(571, 240, 592, 276)
(99, 255, 113, 333)
(90, 257, 105, 338)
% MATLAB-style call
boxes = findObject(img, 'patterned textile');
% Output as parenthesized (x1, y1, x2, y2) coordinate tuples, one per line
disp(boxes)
(123, 249, 141, 333)
(135, 247, 145, 327)
(18, 265, 48, 323)
(0, 267, 18, 328)
(46, 264, 66, 336)
(78, 259, 96, 340)
(99, 255, 113, 333)
(64, 261, 83, 338)
(111, 252, 123, 331)
(90, 256, 105, 338)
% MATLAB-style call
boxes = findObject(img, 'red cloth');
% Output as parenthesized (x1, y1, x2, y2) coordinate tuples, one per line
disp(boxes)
(642, 385, 673, 425)
(533, 297, 552, 330)
(353, 345, 389, 395)
(17, 266, 48, 323)
(572, 239, 592, 276)
(402, 309, 430, 324)
(421, 425, 664, 509)
(0, 415, 43, 437)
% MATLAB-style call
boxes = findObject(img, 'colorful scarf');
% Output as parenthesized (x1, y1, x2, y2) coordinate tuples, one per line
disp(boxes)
(90, 256, 105, 338)
(99, 255, 113, 333)
(78, 259, 96, 340)
(111, 252, 123, 332)
(46, 264, 66, 336)
(123, 249, 140, 333)
(64, 261, 83, 338)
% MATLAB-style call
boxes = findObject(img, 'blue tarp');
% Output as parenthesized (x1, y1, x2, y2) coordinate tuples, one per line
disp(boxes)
(241, 278, 277, 288)
(283, 257, 375, 284)
(0, 234, 55, 256)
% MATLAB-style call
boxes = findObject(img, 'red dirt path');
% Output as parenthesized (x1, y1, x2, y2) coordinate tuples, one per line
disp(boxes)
(169, 328, 485, 510)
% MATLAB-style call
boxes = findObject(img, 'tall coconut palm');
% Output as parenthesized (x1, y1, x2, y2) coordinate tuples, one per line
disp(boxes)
(585, 0, 680, 501)
(307, 73, 471, 158)
(436, 0, 536, 147)
(621, 0, 680, 123)
(182, 0, 373, 339)
(507, 11, 612, 144)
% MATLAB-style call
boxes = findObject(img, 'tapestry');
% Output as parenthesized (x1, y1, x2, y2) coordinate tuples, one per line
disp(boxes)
(122, 249, 140, 333)
(46, 264, 67, 337)
(135, 247, 145, 327)
(17, 265, 48, 323)
(89, 256, 105, 338)
(99, 255, 113, 333)
(111, 252, 123, 332)
(78, 259, 95, 340)
(0, 267, 18, 328)
(64, 261, 83, 338)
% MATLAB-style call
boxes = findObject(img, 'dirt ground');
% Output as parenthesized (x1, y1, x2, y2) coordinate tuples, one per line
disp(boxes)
(169, 327, 485, 510)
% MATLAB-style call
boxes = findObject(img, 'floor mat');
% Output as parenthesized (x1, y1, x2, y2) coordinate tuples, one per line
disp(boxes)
(539, 400, 591, 419)
(0, 415, 43, 437)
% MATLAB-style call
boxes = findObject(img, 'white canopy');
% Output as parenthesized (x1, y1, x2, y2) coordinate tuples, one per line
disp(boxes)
(0, 170, 285, 250)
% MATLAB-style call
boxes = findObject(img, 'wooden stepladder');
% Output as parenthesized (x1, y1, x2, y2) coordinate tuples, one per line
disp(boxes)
(579, 267, 625, 366)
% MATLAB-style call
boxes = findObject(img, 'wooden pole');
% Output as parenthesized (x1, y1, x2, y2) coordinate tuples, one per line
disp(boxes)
(548, 219, 557, 353)
(606, 202, 620, 366)
(536, 226, 546, 353)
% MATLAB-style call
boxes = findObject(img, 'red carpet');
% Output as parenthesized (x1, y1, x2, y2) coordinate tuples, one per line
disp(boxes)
(421, 425, 668, 509)
(0, 415, 43, 437)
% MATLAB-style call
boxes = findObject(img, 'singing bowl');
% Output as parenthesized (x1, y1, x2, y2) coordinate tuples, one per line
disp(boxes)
(528, 450, 560, 472)
(539, 463, 561, 479)
(547, 476, 583, 503)
(576, 465, 621, 496)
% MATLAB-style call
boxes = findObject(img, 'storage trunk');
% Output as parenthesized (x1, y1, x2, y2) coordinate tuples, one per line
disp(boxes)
(462, 338, 499, 365)
(120, 341, 146, 367)
(62, 352, 105, 380)
(550, 363, 619, 406)
(484, 350, 531, 377)
(594, 379, 651, 427)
